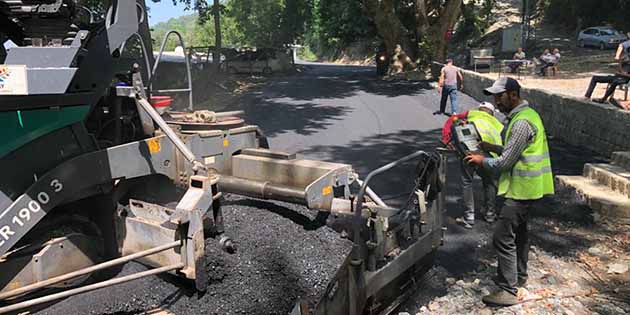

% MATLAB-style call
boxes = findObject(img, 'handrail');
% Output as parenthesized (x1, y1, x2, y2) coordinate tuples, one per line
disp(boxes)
(149, 30, 194, 111)
(351, 150, 428, 265)
(119, 32, 152, 83)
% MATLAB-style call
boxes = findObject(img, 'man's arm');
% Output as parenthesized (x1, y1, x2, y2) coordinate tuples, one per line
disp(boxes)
(482, 120, 534, 172)
(479, 142, 504, 155)
(457, 70, 464, 90)
(438, 69, 445, 93)
(465, 120, 534, 171)
(615, 44, 623, 61)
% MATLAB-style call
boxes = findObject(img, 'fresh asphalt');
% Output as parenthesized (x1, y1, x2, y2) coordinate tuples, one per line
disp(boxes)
(230, 61, 488, 273)
(34, 62, 606, 314)
(211, 61, 608, 311)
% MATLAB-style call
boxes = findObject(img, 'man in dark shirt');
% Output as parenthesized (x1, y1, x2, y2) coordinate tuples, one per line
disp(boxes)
(584, 33, 630, 103)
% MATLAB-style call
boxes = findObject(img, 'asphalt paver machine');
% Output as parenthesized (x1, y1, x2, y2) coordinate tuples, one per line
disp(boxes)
(0, 1, 448, 314)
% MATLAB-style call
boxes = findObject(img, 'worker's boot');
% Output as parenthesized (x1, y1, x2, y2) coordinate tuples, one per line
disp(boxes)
(455, 217, 474, 229)
(482, 290, 518, 306)
(484, 211, 496, 223)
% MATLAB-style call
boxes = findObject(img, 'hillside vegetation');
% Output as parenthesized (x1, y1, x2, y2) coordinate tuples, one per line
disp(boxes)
(149, 0, 630, 63)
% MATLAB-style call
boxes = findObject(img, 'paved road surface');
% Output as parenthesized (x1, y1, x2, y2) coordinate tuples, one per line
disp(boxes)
(33, 62, 605, 314)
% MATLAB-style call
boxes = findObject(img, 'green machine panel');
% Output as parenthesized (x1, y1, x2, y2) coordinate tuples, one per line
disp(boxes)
(0, 105, 91, 159)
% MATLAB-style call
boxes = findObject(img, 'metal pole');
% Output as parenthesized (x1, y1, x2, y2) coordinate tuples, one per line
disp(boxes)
(136, 97, 201, 168)
(521, 0, 529, 50)
(355, 179, 387, 208)
(0, 241, 181, 300)
(0, 263, 184, 314)
(150, 30, 194, 111)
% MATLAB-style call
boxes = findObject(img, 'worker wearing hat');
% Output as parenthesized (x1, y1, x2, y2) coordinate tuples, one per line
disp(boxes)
(465, 77, 554, 306)
(442, 102, 504, 229)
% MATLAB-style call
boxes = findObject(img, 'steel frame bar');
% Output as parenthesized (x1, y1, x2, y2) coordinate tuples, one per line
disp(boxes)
(0, 263, 184, 314)
(0, 241, 181, 301)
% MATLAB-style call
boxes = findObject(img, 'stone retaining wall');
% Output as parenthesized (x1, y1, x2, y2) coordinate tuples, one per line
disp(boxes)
(433, 63, 630, 156)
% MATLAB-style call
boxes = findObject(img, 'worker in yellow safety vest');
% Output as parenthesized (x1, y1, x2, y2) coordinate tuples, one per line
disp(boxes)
(442, 102, 504, 229)
(465, 77, 554, 307)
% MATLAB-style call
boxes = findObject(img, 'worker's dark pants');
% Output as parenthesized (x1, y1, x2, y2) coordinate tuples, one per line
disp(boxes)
(493, 198, 537, 296)
(439, 85, 458, 114)
(584, 75, 630, 100)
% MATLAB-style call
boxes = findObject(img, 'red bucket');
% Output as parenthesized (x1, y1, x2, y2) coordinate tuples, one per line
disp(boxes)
(150, 95, 173, 114)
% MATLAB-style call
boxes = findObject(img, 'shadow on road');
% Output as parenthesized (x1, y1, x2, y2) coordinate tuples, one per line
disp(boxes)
(221, 63, 434, 137)
(301, 128, 444, 204)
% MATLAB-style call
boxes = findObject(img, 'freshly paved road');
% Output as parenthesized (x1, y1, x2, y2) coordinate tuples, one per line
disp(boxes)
(34, 62, 606, 314)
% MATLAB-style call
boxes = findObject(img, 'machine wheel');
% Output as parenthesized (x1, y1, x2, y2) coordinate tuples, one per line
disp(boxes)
(262, 67, 273, 75)
(577, 39, 585, 48)
(0, 215, 104, 300)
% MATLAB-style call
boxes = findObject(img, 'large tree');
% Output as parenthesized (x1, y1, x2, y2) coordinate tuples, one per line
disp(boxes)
(362, 0, 463, 63)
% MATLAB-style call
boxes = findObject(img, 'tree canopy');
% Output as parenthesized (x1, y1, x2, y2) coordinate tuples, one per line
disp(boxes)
(146, 0, 630, 66)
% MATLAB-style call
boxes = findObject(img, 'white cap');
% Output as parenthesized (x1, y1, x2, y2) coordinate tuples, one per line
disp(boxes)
(479, 101, 496, 113)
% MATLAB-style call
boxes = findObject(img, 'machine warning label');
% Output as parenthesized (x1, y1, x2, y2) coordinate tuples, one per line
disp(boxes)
(147, 138, 161, 154)
(322, 186, 332, 196)
(0, 65, 28, 95)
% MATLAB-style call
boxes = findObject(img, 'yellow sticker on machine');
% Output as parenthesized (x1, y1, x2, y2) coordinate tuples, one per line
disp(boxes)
(322, 186, 333, 196)
(223, 138, 229, 147)
(147, 138, 161, 154)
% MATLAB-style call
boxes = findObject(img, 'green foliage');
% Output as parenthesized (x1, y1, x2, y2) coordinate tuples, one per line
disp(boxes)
(225, 0, 310, 47)
(453, 0, 495, 45)
(151, 14, 204, 50)
(297, 45, 318, 61)
(305, 0, 374, 56)
(150, 13, 244, 50)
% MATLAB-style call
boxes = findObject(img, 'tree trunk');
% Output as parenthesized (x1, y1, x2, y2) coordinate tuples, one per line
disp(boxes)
(363, 0, 413, 60)
(213, 0, 222, 70)
(427, 0, 463, 62)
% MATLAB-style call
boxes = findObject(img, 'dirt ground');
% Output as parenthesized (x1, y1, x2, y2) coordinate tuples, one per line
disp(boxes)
(399, 187, 630, 315)
(476, 25, 628, 100)
(478, 70, 629, 100)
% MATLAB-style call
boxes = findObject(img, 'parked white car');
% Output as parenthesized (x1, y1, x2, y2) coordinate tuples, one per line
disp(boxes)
(577, 27, 627, 50)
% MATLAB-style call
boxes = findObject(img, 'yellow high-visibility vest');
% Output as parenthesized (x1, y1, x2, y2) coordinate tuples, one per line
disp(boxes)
(467, 109, 504, 157)
(498, 107, 554, 200)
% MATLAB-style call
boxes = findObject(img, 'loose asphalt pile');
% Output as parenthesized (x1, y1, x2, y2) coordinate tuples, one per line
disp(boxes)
(37, 194, 352, 315)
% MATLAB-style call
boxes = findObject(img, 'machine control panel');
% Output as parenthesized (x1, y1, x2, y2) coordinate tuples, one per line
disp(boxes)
(452, 122, 481, 155)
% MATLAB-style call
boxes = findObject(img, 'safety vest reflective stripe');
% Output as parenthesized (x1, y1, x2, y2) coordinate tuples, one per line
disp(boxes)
(472, 120, 502, 144)
(467, 110, 504, 158)
(467, 110, 503, 143)
(512, 166, 553, 177)
(519, 152, 550, 163)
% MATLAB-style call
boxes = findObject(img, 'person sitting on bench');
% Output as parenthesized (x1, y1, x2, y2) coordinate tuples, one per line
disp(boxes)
(508, 48, 526, 73)
(585, 33, 630, 103)
(539, 48, 560, 76)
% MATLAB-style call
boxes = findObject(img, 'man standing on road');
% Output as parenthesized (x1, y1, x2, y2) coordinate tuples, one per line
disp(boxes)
(435, 58, 463, 116)
(585, 32, 630, 104)
(465, 77, 555, 306)
(442, 102, 504, 228)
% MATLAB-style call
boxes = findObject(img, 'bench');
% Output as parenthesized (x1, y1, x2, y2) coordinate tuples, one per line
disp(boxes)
(470, 48, 495, 72)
